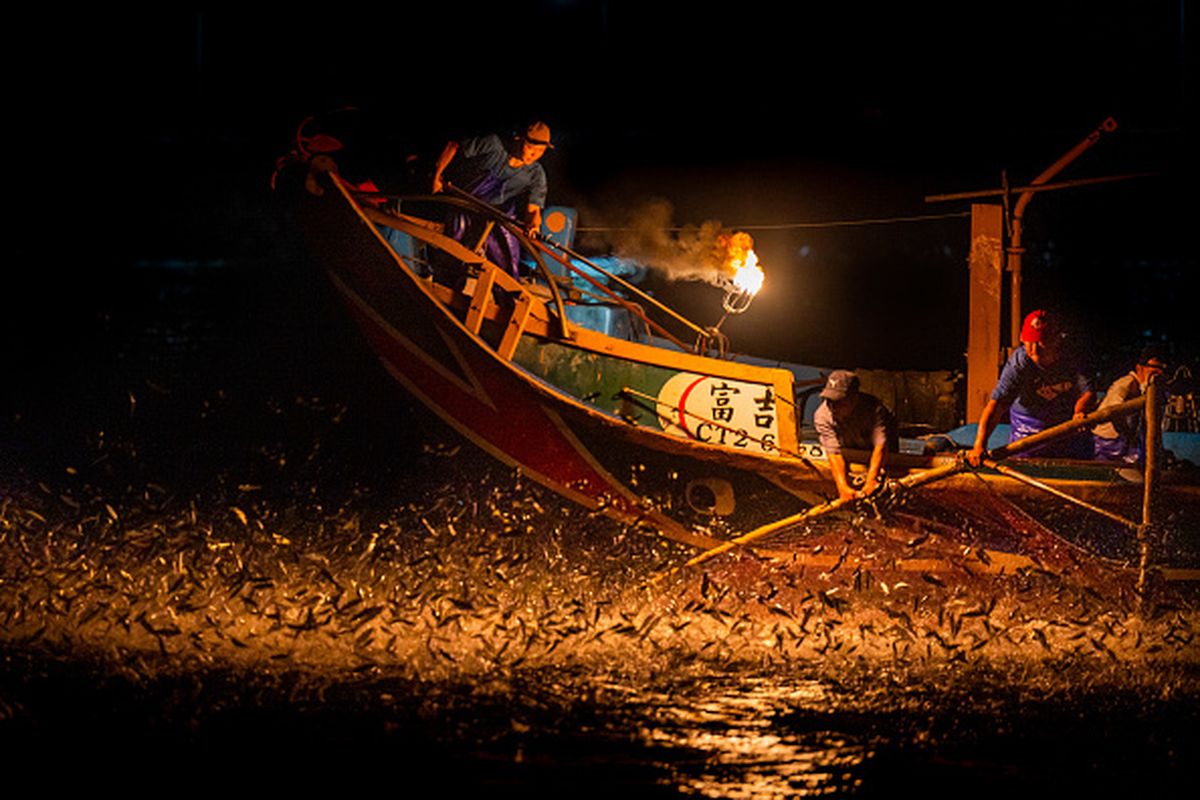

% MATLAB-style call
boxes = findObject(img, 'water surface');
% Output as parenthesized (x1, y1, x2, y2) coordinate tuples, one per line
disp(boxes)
(2, 259, 1197, 796)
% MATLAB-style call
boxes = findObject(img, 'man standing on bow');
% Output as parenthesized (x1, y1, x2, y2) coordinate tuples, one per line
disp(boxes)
(431, 121, 553, 276)
(813, 370, 899, 501)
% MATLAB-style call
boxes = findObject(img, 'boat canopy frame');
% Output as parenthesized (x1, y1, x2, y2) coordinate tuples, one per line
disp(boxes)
(353, 186, 728, 356)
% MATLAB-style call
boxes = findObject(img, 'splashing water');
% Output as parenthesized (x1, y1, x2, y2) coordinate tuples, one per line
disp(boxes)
(3, 260, 1197, 793)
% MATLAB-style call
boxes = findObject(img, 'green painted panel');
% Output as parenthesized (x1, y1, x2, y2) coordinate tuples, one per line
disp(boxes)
(513, 338, 679, 422)
(512, 338, 786, 457)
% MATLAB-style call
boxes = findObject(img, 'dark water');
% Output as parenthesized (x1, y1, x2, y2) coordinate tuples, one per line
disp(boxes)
(3, 256, 1198, 796)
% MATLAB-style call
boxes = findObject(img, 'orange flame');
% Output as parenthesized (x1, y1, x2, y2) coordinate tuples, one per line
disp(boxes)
(719, 231, 764, 295)
(733, 250, 764, 295)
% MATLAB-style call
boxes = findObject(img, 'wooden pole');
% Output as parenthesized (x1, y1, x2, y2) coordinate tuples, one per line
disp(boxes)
(652, 460, 966, 581)
(982, 459, 1141, 530)
(652, 381, 1147, 584)
(967, 204, 1004, 422)
(1138, 378, 1162, 599)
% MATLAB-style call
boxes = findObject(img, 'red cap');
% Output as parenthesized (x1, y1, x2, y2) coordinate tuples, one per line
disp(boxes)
(1019, 309, 1053, 343)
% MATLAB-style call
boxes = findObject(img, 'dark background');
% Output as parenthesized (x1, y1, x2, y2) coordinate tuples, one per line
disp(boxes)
(9, 2, 1197, 378)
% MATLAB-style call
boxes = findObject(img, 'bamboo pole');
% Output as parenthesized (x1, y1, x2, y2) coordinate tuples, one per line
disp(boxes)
(652, 460, 966, 581)
(1138, 378, 1162, 598)
(657, 394, 1149, 582)
(532, 243, 694, 352)
(534, 238, 713, 341)
(981, 459, 1141, 530)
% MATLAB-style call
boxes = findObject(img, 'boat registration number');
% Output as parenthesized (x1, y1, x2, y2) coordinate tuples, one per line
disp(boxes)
(654, 373, 782, 454)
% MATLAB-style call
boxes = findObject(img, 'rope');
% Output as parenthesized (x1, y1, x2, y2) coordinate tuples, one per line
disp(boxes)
(618, 386, 820, 473)
(958, 461, 1127, 567)
(576, 210, 971, 233)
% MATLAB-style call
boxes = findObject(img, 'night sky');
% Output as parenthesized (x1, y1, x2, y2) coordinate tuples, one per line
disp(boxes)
(13, 2, 1197, 374)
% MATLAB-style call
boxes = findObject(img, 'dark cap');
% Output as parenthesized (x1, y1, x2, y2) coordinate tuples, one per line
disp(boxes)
(521, 121, 554, 148)
(1137, 344, 1168, 369)
(820, 370, 860, 401)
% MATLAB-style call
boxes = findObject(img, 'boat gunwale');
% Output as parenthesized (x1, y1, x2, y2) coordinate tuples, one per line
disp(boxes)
(327, 177, 810, 459)
(321, 175, 1200, 506)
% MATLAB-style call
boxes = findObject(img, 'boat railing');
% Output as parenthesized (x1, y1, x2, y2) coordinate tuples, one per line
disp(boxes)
(352, 185, 718, 354)
(372, 190, 574, 342)
(437, 185, 718, 346)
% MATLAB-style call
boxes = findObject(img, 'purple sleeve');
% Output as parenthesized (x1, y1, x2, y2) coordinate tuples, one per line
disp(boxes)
(872, 401, 894, 448)
(813, 403, 840, 453)
(990, 350, 1026, 403)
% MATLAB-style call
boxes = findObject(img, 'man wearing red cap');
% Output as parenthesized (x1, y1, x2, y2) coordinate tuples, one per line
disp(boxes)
(967, 310, 1095, 465)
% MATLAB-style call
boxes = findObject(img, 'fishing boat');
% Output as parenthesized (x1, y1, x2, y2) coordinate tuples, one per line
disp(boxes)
(273, 130, 1200, 590)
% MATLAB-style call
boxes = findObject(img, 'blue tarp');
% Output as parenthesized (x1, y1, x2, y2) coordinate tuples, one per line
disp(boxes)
(946, 424, 1200, 466)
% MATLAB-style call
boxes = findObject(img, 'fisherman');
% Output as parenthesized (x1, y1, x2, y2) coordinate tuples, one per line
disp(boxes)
(1091, 344, 1168, 463)
(967, 309, 1095, 466)
(431, 121, 553, 277)
(813, 370, 899, 501)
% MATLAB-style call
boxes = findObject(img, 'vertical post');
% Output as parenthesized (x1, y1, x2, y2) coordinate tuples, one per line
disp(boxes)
(967, 204, 1004, 422)
(1005, 117, 1119, 347)
(472, 221, 495, 254)
(1137, 377, 1162, 601)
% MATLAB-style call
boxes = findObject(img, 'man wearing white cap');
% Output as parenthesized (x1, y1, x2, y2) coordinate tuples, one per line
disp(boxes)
(813, 370, 898, 501)
(432, 121, 553, 276)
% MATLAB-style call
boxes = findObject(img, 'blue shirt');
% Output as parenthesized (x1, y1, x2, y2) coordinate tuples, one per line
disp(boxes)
(992, 345, 1093, 436)
(447, 134, 547, 209)
(813, 393, 898, 455)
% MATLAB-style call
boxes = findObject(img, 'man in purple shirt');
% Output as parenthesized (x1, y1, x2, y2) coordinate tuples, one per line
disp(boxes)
(431, 122, 552, 277)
